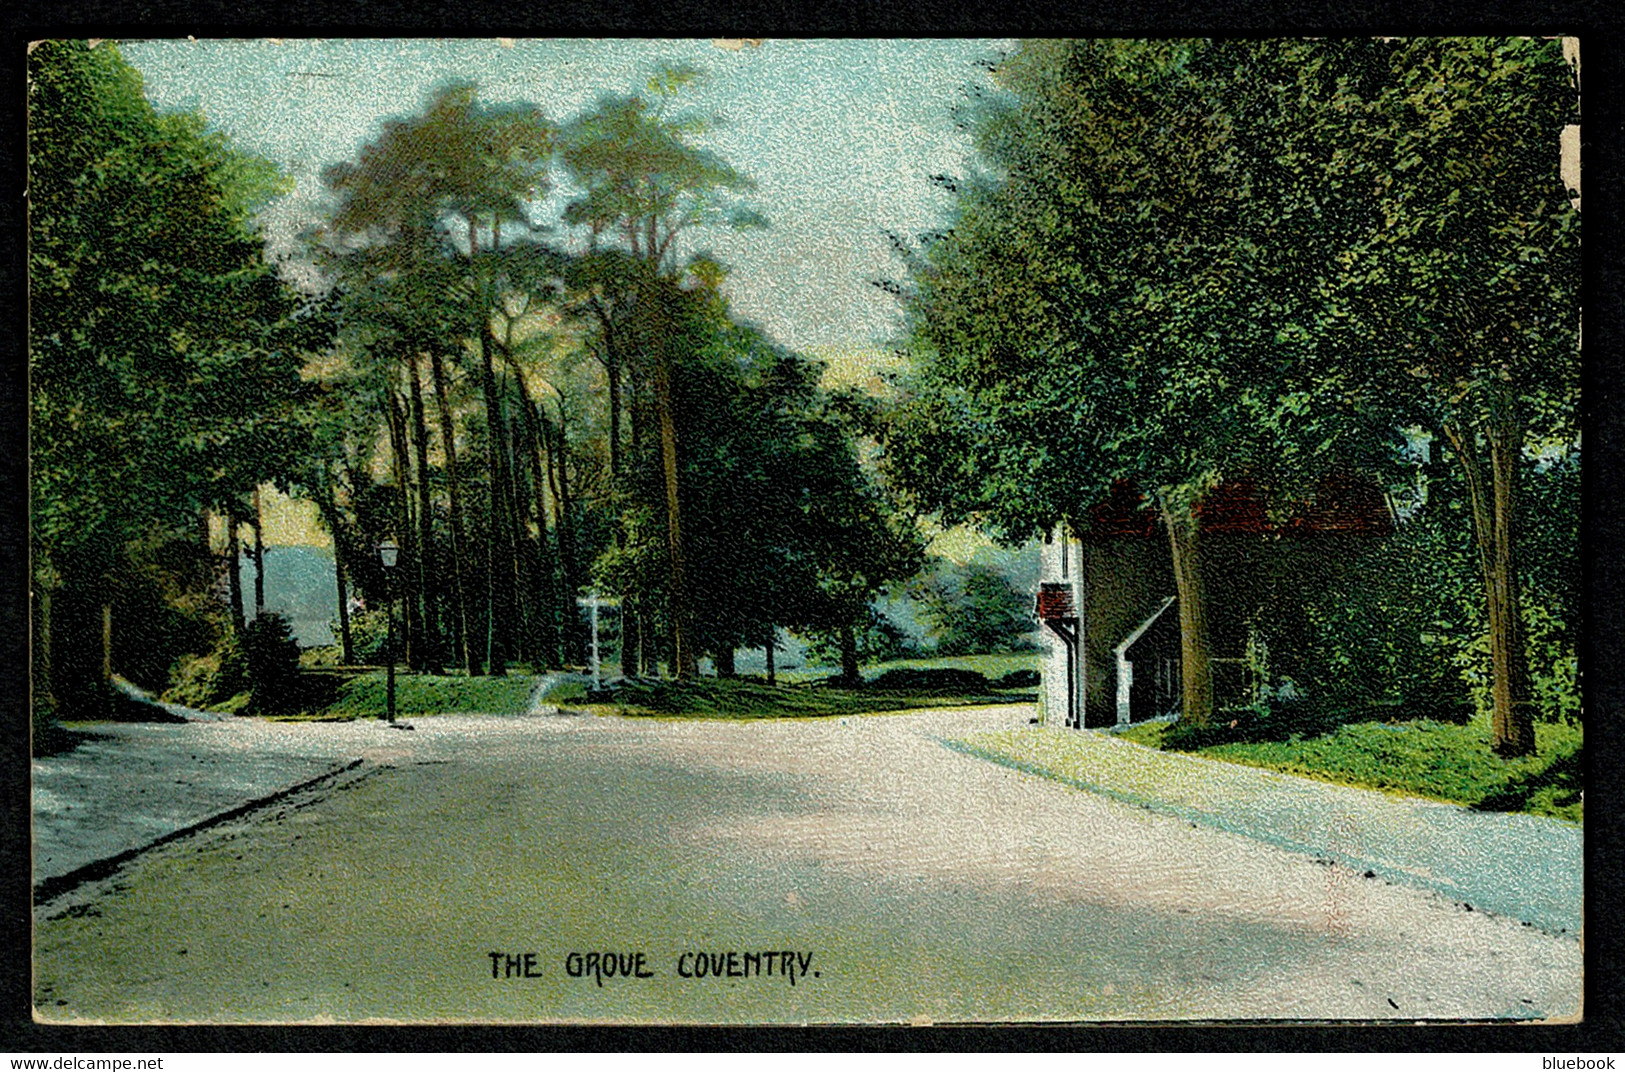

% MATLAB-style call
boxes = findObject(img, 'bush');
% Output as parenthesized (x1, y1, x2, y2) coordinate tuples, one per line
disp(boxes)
(1159, 685, 1475, 752)
(164, 633, 248, 709)
(869, 667, 990, 692)
(1162, 697, 1327, 750)
(338, 608, 393, 666)
(1162, 711, 1251, 751)
(991, 669, 1041, 689)
(910, 559, 1038, 655)
(241, 612, 302, 713)
(800, 606, 913, 669)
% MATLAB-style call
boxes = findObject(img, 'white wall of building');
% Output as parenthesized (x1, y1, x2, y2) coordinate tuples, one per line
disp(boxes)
(1037, 526, 1085, 728)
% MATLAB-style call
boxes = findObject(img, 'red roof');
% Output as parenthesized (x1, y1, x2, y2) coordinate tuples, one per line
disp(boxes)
(1079, 474, 1391, 541)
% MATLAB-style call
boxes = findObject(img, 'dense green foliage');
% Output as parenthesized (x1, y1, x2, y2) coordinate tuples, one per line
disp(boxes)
(239, 612, 303, 713)
(30, 46, 937, 730)
(32, 36, 1576, 789)
(163, 634, 248, 711)
(909, 558, 1037, 656)
(29, 41, 321, 730)
(885, 39, 1580, 747)
(309, 68, 921, 695)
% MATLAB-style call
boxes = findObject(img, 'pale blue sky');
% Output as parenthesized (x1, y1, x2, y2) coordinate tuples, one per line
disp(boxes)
(119, 37, 1007, 353)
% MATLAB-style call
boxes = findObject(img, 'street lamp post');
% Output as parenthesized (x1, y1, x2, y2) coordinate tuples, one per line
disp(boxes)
(378, 538, 399, 725)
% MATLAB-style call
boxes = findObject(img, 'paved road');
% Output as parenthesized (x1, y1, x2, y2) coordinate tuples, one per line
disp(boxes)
(948, 729, 1583, 935)
(33, 708, 1581, 1024)
(34, 718, 369, 890)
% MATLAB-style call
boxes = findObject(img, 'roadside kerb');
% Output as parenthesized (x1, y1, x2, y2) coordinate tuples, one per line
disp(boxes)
(33, 758, 366, 906)
(938, 733, 1582, 936)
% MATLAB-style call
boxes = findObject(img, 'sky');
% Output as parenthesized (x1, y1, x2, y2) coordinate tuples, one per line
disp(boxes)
(118, 37, 1007, 357)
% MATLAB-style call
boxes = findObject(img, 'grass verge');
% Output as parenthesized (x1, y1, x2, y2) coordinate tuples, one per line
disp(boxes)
(1111, 716, 1581, 822)
(775, 651, 1039, 685)
(282, 671, 542, 720)
(567, 675, 1030, 720)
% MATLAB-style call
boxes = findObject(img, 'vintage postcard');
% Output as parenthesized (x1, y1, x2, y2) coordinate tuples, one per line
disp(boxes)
(28, 37, 1582, 1024)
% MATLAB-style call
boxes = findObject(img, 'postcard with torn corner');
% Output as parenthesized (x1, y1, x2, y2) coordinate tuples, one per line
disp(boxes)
(29, 37, 1582, 1025)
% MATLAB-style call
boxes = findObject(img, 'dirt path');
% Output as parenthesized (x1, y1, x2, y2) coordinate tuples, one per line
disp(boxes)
(33, 708, 1581, 1024)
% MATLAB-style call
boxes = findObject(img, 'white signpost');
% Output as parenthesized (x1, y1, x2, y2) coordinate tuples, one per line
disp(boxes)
(576, 591, 614, 692)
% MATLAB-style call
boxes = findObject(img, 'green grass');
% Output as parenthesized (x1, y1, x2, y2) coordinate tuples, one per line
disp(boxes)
(1115, 716, 1582, 822)
(277, 656, 1037, 722)
(775, 651, 1040, 685)
(569, 674, 1025, 720)
(300, 671, 543, 720)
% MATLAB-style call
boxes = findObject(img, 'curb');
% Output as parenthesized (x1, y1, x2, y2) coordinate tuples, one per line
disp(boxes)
(936, 736, 1579, 936)
(33, 758, 367, 906)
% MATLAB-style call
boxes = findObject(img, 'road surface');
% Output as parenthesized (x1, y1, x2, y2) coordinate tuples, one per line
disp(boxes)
(33, 707, 1581, 1024)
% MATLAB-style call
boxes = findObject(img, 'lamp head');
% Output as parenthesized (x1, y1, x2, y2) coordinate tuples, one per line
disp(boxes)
(378, 538, 400, 569)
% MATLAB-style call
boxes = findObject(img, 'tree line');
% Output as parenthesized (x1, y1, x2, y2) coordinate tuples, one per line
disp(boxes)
(30, 39, 1580, 756)
(883, 39, 1580, 755)
(29, 42, 921, 729)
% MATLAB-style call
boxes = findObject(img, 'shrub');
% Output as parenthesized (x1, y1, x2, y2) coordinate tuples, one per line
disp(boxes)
(338, 607, 393, 665)
(869, 667, 990, 692)
(164, 632, 248, 709)
(241, 612, 302, 714)
(910, 559, 1038, 655)
(800, 606, 913, 669)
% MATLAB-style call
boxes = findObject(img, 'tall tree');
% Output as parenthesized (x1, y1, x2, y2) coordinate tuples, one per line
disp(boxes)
(30, 40, 313, 718)
(318, 81, 556, 675)
(1319, 39, 1581, 755)
(888, 40, 1321, 724)
(559, 62, 765, 679)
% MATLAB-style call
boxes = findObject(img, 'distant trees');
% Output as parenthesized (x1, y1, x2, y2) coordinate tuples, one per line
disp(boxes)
(911, 559, 1035, 657)
(304, 66, 912, 688)
(886, 39, 1579, 749)
(29, 40, 320, 723)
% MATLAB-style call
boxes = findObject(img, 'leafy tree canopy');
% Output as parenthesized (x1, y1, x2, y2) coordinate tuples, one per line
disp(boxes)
(30, 39, 315, 573)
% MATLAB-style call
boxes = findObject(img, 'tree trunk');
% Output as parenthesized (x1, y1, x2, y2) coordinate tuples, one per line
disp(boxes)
(485, 511, 500, 675)
(386, 387, 418, 670)
(429, 348, 477, 676)
(199, 507, 214, 590)
(502, 378, 533, 665)
(1445, 415, 1536, 756)
(631, 597, 645, 678)
(334, 534, 354, 666)
(478, 334, 513, 677)
(607, 341, 622, 483)
(653, 352, 697, 680)
(838, 622, 860, 687)
(716, 645, 736, 678)
(764, 629, 775, 686)
(252, 486, 266, 619)
(544, 406, 585, 666)
(226, 509, 245, 634)
(1161, 493, 1214, 726)
(310, 465, 356, 667)
(512, 378, 561, 669)
(630, 371, 643, 456)
(408, 352, 443, 673)
(101, 603, 112, 688)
